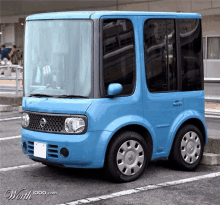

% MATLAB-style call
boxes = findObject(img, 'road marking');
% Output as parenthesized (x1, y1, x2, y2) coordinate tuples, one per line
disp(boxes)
(0, 163, 41, 172)
(0, 116, 22, 122)
(59, 172, 220, 205)
(0, 135, 21, 141)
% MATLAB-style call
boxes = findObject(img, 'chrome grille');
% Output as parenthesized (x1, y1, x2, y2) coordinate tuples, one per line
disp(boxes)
(26, 112, 66, 133)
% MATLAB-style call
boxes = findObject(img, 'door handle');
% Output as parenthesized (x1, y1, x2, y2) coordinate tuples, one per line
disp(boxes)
(173, 101, 183, 106)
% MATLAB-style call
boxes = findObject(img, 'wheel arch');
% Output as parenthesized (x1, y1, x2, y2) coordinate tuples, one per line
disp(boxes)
(168, 118, 206, 157)
(104, 124, 153, 166)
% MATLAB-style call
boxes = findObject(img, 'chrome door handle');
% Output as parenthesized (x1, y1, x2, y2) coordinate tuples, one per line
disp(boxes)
(173, 101, 183, 106)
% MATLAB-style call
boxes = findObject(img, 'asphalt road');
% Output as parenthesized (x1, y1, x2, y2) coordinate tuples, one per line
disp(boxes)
(1, 111, 220, 205)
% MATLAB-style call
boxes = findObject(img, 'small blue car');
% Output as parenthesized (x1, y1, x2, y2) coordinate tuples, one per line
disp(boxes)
(21, 11, 207, 182)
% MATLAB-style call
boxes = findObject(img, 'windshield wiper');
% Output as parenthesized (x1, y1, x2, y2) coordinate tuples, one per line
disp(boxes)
(56, 95, 88, 99)
(28, 94, 54, 98)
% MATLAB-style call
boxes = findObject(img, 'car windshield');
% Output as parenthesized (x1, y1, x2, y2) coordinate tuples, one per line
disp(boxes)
(24, 20, 93, 97)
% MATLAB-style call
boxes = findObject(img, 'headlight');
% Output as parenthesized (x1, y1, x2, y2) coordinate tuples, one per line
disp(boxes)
(65, 117, 87, 133)
(22, 113, 30, 127)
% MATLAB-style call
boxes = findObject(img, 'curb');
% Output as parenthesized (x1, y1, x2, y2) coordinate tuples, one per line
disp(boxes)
(201, 153, 220, 166)
(0, 105, 13, 112)
(0, 105, 22, 112)
(12, 106, 22, 112)
(19, 106, 22, 113)
(204, 136, 220, 154)
(0, 95, 22, 106)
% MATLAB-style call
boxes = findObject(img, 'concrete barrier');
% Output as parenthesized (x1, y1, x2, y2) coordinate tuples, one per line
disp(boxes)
(0, 104, 13, 112)
(201, 153, 220, 166)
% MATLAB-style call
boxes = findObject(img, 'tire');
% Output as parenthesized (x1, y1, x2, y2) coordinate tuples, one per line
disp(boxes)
(169, 124, 204, 171)
(104, 131, 151, 183)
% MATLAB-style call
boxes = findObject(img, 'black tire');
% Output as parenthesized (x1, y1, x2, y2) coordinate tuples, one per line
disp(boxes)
(169, 124, 204, 171)
(104, 131, 151, 183)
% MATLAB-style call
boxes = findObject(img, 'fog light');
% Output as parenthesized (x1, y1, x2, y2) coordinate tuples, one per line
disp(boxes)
(60, 148, 69, 158)
(23, 142, 27, 151)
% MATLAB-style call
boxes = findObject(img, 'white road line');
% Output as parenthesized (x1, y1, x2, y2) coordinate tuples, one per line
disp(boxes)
(59, 172, 220, 205)
(0, 163, 41, 172)
(0, 135, 21, 141)
(0, 117, 22, 122)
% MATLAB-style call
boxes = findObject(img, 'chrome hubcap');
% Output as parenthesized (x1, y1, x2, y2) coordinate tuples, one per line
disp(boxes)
(181, 131, 201, 164)
(116, 140, 144, 176)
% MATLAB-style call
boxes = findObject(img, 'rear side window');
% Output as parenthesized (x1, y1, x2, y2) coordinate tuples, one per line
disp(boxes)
(179, 19, 203, 91)
(144, 19, 177, 93)
(102, 19, 136, 96)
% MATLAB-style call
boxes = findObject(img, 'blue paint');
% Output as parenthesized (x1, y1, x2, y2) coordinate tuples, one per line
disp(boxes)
(107, 83, 123, 96)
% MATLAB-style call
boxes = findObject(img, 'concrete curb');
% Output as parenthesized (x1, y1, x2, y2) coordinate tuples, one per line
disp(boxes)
(204, 136, 220, 154)
(201, 153, 220, 165)
(0, 95, 22, 106)
(19, 106, 22, 113)
(10, 106, 22, 112)
(0, 105, 13, 112)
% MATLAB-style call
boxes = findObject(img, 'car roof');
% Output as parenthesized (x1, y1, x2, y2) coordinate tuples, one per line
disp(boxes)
(26, 11, 201, 21)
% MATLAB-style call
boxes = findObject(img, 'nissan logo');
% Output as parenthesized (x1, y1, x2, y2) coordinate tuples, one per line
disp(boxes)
(40, 118, 47, 128)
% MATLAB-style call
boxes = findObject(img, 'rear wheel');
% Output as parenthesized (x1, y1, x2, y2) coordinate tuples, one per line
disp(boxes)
(104, 131, 151, 183)
(169, 124, 204, 170)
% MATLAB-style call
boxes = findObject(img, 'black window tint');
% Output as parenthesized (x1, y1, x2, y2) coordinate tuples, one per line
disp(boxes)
(179, 19, 203, 91)
(103, 19, 135, 96)
(144, 19, 177, 93)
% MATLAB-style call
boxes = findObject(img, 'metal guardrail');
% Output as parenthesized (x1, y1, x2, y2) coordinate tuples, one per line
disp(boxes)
(0, 64, 23, 95)
(204, 78, 220, 83)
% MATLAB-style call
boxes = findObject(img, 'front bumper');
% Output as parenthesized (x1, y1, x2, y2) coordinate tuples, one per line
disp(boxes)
(21, 128, 112, 168)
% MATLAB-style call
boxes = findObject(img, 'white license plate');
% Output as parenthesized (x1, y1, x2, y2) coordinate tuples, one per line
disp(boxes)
(34, 142, 47, 159)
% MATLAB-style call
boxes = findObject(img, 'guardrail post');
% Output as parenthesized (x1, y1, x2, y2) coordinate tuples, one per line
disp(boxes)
(7, 64, 10, 76)
(16, 65, 19, 95)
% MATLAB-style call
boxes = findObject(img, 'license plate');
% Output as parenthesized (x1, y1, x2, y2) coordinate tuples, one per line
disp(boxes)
(34, 142, 47, 159)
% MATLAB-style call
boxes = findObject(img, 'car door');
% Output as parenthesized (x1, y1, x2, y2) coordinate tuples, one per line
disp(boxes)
(142, 18, 184, 154)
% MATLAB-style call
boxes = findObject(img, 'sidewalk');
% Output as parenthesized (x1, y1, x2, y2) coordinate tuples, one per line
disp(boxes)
(205, 103, 220, 110)
(0, 72, 23, 86)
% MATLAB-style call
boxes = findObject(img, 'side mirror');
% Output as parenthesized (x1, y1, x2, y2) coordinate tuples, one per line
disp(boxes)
(107, 83, 123, 97)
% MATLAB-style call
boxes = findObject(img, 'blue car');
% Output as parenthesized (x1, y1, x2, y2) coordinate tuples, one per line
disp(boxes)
(21, 11, 207, 182)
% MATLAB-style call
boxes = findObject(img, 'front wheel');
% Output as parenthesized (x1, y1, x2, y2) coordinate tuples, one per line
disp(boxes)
(104, 131, 151, 183)
(169, 124, 204, 171)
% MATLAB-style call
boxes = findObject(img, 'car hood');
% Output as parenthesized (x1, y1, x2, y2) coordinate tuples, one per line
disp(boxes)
(22, 97, 93, 114)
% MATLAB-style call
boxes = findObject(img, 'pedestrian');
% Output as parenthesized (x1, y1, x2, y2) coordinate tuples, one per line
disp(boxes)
(1, 44, 11, 75)
(10, 45, 21, 65)
(1, 44, 11, 61)
(9, 45, 21, 73)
